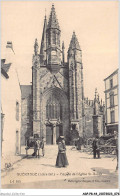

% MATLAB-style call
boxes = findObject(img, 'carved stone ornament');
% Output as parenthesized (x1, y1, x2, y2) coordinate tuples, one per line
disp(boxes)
(56, 118, 62, 125)
(32, 55, 40, 69)
(70, 62, 75, 71)
(45, 119, 52, 126)
(45, 118, 62, 126)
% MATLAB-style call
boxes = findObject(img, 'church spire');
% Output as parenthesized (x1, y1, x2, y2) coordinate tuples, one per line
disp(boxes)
(47, 4, 60, 30)
(34, 38, 39, 55)
(68, 31, 81, 51)
(46, 4, 61, 72)
(68, 31, 82, 66)
(40, 15, 47, 65)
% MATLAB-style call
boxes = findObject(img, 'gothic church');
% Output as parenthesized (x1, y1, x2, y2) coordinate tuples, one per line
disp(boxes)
(21, 5, 104, 145)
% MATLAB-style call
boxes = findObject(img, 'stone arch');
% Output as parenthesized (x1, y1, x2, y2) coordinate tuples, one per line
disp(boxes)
(42, 86, 68, 103)
(40, 87, 69, 144)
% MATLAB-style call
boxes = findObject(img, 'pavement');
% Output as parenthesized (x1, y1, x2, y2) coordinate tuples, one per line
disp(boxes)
(1, 153, 25, 172)
(1, 145, 118, 189)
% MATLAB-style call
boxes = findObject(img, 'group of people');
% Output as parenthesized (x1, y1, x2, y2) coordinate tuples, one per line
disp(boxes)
(92, 132, 118, 171)
(32, 137, 45, 158)
(56, 133, 119, 169)
(32, 135, 69, 167)
(31, 132, 118, 170)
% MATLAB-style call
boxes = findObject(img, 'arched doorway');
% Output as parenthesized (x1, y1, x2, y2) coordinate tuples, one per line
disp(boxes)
(45, 94, 63, 144)
(41, 87, 69, 145)
(46, 123, 63, 145)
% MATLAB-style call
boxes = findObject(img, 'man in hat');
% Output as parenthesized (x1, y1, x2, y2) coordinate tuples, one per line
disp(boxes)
(92, 137, 97, 159)
(92, 137, 100, 158)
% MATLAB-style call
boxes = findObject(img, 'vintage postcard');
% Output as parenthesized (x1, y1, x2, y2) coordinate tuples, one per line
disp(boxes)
(1, 0, 119, 192)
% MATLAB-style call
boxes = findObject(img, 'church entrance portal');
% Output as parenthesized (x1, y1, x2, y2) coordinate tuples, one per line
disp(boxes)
(46, 125, 53, 144)
(46, 124, 63, 145)
(45, 91, 63, 144)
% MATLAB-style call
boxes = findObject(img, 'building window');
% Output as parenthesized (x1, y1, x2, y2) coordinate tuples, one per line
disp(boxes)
(110, 110, 115, 123)
(110, 79, 113, 89)
(46, 103, 61, 119)
(16, 102, 19, 121)
(16, 130, 19, 154)
(110, 93, 114, 107)
(46, 95, 62, 120)
(53, 31, 56, 44)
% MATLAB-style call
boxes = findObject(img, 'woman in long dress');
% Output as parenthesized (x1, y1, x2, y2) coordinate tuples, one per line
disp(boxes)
(56, 136, 69, 167)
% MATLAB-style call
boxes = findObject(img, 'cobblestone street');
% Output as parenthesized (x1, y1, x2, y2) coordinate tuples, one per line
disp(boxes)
(1, 145, 118, 189)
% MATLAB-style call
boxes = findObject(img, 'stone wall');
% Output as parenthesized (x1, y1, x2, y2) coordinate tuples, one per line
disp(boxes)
(1, 58, 21, 157)
(84, 103, 94, 138)
(21, 85, 33, 146)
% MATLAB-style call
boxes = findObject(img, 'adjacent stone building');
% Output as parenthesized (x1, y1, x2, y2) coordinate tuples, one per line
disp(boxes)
(104, 69, 118, 134)
(84, 98, 94, 139)
(1, 42, 21, 157)
(84, 89, 105, 139)
(92, 89, 105, 137)
(20, 85, 33, 145)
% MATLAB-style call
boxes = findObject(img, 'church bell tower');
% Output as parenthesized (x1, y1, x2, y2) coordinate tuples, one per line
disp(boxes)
(46, 4, 62, 73)
(68, 32, 84, 137)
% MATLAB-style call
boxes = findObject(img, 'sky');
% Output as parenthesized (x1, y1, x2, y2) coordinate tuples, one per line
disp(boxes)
(1, 1, 118, 100)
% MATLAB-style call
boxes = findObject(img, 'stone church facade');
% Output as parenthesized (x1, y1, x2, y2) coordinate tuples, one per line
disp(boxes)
(21, 5, 105, 145)
(32, 5, 84, 144)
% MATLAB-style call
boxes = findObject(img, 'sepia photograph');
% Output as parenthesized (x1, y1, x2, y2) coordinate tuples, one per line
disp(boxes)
(1, 0, 119, 191)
